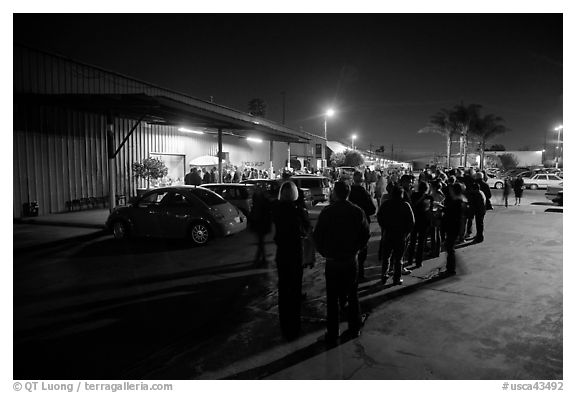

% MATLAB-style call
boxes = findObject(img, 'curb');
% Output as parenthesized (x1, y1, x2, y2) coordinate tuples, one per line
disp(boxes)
(13, 228, 109, 254)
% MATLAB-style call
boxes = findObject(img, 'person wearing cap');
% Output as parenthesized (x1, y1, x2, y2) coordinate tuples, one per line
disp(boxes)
(314, 181, 370, 344)
(271, 181, 311, 340)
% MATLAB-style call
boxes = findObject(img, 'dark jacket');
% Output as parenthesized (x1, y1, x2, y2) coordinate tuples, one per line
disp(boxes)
(313, 200, 370, 259)
(377, 198, 415, 235)
(271, 200, 310, 248)
(349, 184, 376, 222)
(443, 196, 466, 235)
(477, 179, 492, 200)
(185, 171, 202, 186)
(410, 191, 433, 229)
(202, 172, 211, 184)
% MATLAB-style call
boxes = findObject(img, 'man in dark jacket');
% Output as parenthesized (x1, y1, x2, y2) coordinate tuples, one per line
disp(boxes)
(185, 167, 202, 186)
(314, 181, 370, 344)
(377, 186, 415, 285)
(476, 172, 492, 210)
(465, 182, 486, 243)
(406, 181, 433, 269)
(348, 171, 376, 280)
(442, 183, 466, 276)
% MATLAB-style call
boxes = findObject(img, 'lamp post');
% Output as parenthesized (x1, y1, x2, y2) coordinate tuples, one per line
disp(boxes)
(322, 108, 335, 169)
(352, 134, 357, 150)
(555, 125, 563, 169)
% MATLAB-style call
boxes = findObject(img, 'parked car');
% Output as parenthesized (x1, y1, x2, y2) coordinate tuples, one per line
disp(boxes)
(240, 179, 314, 208)
(201, 183, 255, 215)
(522, 174, 563, 190)
(486, 173, 505, 189)
(105, 186, 246, 245)
(545, 182, 563, 206)
(289, 175, 331, 205)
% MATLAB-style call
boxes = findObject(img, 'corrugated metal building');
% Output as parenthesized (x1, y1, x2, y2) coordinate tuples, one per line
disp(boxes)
(14, 45, 322, 217)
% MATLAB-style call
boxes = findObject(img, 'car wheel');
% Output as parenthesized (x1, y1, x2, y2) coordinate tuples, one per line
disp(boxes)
(495, 182, 503, 189)
(112, 220, 130, 240)
(190, 222, 210, 245)
(530, 184, 538, 190)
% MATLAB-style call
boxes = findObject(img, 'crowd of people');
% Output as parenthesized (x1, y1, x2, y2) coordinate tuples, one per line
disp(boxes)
(247, 164, 504, 344)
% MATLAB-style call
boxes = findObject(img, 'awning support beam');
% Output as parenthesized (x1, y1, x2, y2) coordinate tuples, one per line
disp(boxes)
(113, 114, 146, 158)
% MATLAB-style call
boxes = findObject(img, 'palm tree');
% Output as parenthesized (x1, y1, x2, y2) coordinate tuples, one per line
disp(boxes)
(418, 109, 459, 168)
(451, 103, 483, 166)
(470, 114, 508, 170)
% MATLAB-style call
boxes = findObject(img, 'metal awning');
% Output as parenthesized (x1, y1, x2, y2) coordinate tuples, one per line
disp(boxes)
(14, 93, 310, 143)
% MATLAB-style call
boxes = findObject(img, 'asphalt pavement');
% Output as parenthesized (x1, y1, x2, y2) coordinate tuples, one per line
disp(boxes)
(12, 189, 562, 379)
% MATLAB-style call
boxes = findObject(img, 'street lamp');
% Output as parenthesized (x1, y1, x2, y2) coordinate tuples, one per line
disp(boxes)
(554, 125, 563, 169)
(322, 108, 335, 170)
(351, 134, 357, 150)
(324, 108, 335, 140)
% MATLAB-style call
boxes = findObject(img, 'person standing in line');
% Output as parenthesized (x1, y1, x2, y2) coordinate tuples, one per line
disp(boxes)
(348, 170, 376, 281)
(441, 183, 466, 276)
(513, 175, 524, 205)
(271, 181, 311, 341)
(185, 167, 202, 186)
(210, 167, 218, 183)
(503, 177, 512, 207)
(313, 181, 370, 344)
(406, 181, 433, 269)
(249, 187, 272, 266)
(465, 182, 486, 243)
(374, 172, 386, 208)
(476, 172, 492, 211)
(429, 180, 445, 257)
(377, 186, 415, 285)
(202, 168, 211, 184)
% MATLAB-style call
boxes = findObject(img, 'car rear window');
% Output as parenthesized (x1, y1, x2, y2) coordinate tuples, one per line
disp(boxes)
(190, 188, 227, 206)
(298, 179, 321, 188)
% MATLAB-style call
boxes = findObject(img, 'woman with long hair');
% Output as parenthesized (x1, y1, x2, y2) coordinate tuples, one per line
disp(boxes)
(271, 181, 311, 340)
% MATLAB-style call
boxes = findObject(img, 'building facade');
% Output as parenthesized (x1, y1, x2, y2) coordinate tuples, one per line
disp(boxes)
(13, 45, 324, 217)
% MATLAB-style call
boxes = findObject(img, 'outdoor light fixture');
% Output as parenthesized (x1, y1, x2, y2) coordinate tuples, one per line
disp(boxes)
(247, 137, 263, 143)
(178, 127, 204, 135)
(326, 108, 335, 117)
(351, 134, 357, 150)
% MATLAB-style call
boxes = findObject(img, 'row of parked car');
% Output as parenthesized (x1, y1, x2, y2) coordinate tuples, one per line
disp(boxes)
(485, 167, 563, 190)
(105, 174, 332, 246)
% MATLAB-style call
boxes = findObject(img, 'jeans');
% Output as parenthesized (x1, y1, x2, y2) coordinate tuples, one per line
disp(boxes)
(325, 256, 361, 338)
(381, 231, 408, 282)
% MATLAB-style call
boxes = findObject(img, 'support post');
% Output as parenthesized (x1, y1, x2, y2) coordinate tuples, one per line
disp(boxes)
(287, 143, 291, 170)
(106, 115, 116, 212)
(269, 140, 274, 178)
(218, 128, 223, 182)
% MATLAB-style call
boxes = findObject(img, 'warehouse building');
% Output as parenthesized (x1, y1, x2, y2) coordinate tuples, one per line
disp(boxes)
(13, 45, 325, 217)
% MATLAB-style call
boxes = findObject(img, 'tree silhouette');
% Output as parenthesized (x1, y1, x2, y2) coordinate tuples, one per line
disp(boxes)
(248, 98, 267, 117)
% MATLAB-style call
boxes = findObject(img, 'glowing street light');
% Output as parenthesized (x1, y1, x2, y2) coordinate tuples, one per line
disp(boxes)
(351, 134, 357, 150)
(324, 108, 335, 140)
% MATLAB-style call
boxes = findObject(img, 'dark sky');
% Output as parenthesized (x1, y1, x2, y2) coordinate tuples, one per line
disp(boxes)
(14, 14, 563, 159)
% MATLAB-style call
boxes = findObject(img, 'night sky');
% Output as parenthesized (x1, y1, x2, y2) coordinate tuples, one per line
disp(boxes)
(14, 14, 563, 159)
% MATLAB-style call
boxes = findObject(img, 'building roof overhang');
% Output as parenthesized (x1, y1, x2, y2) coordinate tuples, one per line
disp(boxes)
(15, 93, 310, 143)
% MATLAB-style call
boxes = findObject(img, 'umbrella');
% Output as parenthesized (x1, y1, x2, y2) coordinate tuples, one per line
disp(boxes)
(189, 155, 224, 166)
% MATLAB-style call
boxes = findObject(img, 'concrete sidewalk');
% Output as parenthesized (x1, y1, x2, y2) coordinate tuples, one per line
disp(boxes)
(13, 209, 110, 252)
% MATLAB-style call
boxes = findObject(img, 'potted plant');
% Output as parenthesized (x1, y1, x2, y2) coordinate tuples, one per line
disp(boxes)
(132, 157, 168, 196)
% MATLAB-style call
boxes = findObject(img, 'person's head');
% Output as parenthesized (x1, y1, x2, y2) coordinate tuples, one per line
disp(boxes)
(474, 172, 484, 181)
(390, 185, 404, 201)
(212, 167, 216, 172)
(418, 181, 430, 194)
(449, 182, 464, 199)
(400, 174, 414, 189)
(353, 170, 363, 185)
(447, 175, 457, 184)
(332, 181, 351, 202)
(278, 181, 298, 202)
(190, 167, 195, 173)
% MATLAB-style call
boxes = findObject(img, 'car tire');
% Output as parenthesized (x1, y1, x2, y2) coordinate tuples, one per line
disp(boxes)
(495, 182, 503, 189)
(112, 220, 130, 240)
(189, 222, 210, 246)
(530, 184, 538, 190)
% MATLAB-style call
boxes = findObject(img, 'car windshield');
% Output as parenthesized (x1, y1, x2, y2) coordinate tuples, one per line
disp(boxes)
(190, 188, 227, 206)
